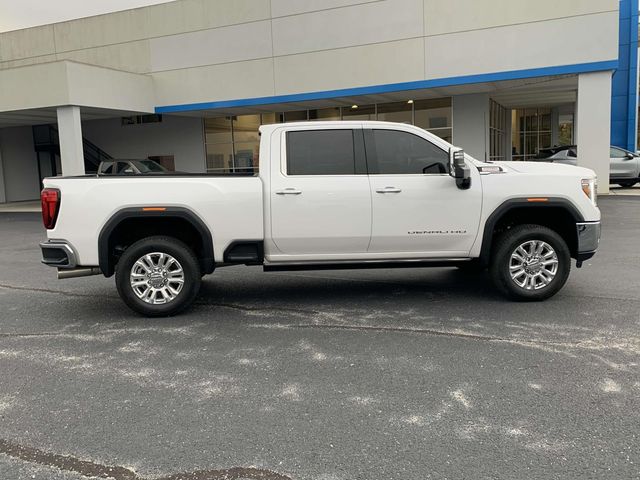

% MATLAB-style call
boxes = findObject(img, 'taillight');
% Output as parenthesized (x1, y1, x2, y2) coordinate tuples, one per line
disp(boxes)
(41, 188, 60, 229)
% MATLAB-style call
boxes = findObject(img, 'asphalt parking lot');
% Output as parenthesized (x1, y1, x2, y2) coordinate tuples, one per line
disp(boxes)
(0, 196, 639, 480)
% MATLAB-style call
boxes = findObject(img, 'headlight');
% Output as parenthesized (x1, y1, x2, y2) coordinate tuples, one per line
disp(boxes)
(581, 178, 597, 206)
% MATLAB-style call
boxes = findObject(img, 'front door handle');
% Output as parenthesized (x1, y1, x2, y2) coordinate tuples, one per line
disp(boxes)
(375, 186, 402, 193)
(275, 188, 302, 195)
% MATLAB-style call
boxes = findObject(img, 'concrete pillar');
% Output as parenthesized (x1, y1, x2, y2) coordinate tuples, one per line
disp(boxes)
(452, 93, 489, 162)
(56, 106, 84, 176)
(505, 109, 513, 161)
(576, 71, 613, 194)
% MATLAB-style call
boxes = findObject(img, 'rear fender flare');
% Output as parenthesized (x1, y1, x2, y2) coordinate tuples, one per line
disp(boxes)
(98, 207, 214, 276)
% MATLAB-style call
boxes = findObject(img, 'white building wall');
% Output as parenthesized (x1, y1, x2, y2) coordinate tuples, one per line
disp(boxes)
(0, 0, 619, 109)
(425, 11, 618, 79)
(0, 127, 40, 202)
(81, 115, 205, 173)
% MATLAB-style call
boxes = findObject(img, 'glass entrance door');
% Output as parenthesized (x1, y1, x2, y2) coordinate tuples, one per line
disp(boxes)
(511, 108, 552, 161)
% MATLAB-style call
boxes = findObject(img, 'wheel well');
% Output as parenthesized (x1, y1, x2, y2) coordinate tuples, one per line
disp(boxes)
(99, 209, 214, 277)
(480, 204, 580, 265)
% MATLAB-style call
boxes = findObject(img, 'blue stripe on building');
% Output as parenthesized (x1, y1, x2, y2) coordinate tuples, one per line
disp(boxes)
(611, 0, 639, 151)
(155, 61, 618, 114)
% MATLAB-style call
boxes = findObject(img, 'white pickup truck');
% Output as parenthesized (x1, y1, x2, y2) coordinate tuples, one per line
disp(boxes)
(39, 121, 601, 316)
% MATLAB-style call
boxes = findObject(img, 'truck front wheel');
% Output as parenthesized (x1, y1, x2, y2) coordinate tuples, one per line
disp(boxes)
(489, 224, 570, 301)
(115, 236, 201, 317)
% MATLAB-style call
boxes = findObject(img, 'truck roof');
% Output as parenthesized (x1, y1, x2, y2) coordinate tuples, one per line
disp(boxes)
(258, 120, 416, 134)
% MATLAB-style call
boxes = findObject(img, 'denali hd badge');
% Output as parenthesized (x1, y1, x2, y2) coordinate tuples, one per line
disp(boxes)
(408, 230, 468, 235)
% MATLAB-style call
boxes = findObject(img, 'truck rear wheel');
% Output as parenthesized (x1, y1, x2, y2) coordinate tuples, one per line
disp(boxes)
(115, 236, 201, 317)
(489, 224, 570, 301)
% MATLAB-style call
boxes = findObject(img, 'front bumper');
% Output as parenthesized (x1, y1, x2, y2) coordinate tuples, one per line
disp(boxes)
(40, 240, 77, 268)
(576, 221, 601, 262)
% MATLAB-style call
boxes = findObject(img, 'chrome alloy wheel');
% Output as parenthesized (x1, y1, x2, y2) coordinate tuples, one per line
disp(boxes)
(508, 240, 559, 291)
(130, 252, 185, 304)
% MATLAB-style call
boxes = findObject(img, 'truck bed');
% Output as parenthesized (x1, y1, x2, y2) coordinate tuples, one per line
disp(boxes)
(43, 175, 264, 267)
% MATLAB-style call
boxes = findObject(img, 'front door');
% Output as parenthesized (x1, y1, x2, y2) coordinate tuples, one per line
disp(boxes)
(365, 127, 482, 256)
(269, 127, 371, 258)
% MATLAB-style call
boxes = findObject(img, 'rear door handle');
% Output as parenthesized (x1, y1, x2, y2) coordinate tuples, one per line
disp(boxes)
(375, 186, 402, 193)
(275, 188, 302, 195)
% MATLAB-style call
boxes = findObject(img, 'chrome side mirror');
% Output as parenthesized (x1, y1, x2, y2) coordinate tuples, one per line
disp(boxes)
(449, 147, 471, 190)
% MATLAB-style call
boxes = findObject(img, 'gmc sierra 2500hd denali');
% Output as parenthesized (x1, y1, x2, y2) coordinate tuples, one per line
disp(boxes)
(39, 121, 601, 316)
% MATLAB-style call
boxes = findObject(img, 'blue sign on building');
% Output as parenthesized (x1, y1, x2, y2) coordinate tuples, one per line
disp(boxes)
(611, 0, 639, 151)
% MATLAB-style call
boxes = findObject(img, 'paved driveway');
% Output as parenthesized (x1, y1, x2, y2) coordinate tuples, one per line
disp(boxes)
(0, 197, 638, 480)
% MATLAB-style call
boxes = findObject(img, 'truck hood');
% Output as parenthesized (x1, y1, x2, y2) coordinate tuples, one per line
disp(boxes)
(493, 161, 596, 179)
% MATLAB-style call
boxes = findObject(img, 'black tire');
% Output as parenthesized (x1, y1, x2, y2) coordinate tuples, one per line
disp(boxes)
(489, 224, 570, 301)
(617, 181, 637, 188)
(115, 236, 201, 317)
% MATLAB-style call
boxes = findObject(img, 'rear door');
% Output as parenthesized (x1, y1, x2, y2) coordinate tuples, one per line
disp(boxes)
(269, 127, 372, 257)
(365, 127, 482, 256)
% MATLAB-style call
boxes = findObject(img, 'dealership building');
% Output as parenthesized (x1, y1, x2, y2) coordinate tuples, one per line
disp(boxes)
(0, 0, 636, 202)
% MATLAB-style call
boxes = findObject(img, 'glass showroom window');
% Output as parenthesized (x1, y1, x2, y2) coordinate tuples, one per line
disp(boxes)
(558, 113, 574, 146)
(511, 108, 552, 161)
(342, 104, 376, 121)
(204, 98, 454, 173)
(204, 117, 234, 174)
(414, 98, 452, 142)
(489, 100, 507, 161)
(308, 107, 341, 121)
(377, 101, 412, 124)
(205, 114, 265, 174)
(281, 110, 308, 122)
(232, 114, 261, 173)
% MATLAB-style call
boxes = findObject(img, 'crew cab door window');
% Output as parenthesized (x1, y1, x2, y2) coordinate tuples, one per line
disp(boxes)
(286, 129, 361, 175)
(367, 129, 449, 174)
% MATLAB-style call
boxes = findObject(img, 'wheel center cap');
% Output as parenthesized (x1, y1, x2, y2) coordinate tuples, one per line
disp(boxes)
(525, 258, 542, 273)
(148, 271, 166, 288)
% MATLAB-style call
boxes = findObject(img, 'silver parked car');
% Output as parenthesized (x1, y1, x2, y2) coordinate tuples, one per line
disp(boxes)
(535, 146, 640, 187)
